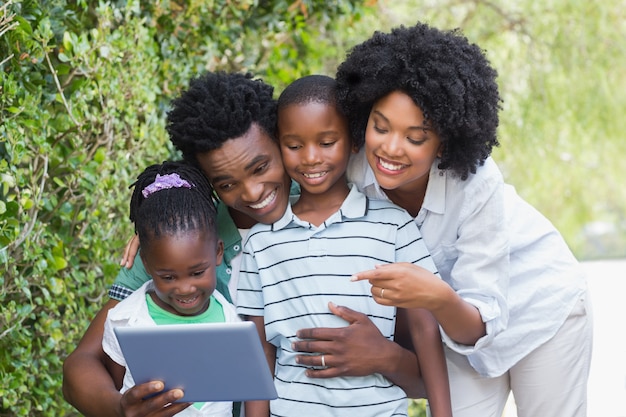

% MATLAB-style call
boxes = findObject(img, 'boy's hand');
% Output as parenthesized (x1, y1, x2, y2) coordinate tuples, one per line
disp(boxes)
(119, 381, 191, 417)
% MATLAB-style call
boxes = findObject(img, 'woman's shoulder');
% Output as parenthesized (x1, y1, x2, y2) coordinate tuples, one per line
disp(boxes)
(443, 157, 504, 197)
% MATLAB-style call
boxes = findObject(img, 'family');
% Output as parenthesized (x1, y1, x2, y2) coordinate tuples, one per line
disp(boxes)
(62, 22, 592, 417)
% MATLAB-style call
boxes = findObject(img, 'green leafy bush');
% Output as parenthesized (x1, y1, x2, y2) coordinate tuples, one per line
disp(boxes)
(0, 1, 368, 415)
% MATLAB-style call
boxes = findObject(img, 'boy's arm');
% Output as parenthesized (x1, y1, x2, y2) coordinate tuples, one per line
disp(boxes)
(404, 308, 452, 417)
(243, 316, 274, 417)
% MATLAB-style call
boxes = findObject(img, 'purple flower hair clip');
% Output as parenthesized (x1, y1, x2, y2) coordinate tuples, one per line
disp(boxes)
(142, 173, 193, 198)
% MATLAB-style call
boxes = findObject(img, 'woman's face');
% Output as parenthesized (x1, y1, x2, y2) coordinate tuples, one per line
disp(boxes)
(365, 91, 442, 197)
(196, 123, 291, 227)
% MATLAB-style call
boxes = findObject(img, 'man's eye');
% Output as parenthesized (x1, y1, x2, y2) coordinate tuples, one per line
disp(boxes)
(254, 163, 268, 174)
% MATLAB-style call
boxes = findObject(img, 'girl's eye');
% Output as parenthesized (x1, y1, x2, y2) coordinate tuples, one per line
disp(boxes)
(285, 144, 301, 150)
(321, 141, 336, 147)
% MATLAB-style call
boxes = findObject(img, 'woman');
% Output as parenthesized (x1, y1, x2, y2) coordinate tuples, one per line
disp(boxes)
(334, 22, 592, 417)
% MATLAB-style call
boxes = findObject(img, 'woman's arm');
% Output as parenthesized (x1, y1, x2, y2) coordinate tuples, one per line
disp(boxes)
(352, 263, 485, 345)
(62, 299, 190, 417)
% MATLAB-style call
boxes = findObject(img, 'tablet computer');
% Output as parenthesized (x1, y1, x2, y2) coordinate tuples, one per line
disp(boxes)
(114, 321, 277, 403)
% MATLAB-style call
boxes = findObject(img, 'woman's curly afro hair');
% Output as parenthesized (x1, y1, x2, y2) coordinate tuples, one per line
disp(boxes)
(336, 22, 502, 180)
(166, 71, 277, 165)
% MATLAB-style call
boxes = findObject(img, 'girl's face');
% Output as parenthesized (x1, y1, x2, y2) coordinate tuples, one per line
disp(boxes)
(278, 101, 355, 198)
(197, 123, 292, 228)
(141, 231, 224, 316)
(365, 91, 442, 197)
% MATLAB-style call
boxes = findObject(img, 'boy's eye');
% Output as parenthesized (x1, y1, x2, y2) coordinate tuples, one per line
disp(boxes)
(159, 275, 174, 281)
(282, 143, 301, 150)
(191, 270, 205, 277)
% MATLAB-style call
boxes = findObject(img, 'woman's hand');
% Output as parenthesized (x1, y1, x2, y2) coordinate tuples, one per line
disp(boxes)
(353, 262, 486, 345)
(120, 234, 140, 269)
(351, 262, 448, 310)
(119, 381, 191, 417)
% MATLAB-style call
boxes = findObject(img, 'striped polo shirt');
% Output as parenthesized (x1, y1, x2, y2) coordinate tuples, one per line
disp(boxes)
(237, 185, 438, 417)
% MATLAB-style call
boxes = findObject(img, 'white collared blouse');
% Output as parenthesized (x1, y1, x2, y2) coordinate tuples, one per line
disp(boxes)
(347, 150, 587, 377)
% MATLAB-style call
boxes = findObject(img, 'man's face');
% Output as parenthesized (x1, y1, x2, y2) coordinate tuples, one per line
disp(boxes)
(196, 123, 291, 227)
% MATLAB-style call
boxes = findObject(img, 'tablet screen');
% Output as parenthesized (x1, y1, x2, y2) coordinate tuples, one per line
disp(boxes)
(114, 321, 277, 402)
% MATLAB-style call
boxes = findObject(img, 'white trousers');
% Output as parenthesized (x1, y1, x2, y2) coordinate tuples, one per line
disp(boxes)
(445, 291, 593, 417)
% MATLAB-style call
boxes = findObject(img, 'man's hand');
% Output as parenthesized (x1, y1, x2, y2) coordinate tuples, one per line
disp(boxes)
(292, 302, 394, 378)
(120, 234, 140, 269)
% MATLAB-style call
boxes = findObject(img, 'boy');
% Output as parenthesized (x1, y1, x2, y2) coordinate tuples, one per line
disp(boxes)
(237, 75, 452, 417)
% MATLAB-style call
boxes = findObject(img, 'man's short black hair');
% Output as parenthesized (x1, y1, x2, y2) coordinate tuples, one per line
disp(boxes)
(167, 72, 277, 165)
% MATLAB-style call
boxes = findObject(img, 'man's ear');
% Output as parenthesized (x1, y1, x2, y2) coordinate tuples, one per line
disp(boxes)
(216, 239, 224, 266)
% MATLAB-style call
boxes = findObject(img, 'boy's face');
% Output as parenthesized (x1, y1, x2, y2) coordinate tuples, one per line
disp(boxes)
(141, 231, 224, 316)
(196, 123, 291, 227)
(278, 101, 355, 196)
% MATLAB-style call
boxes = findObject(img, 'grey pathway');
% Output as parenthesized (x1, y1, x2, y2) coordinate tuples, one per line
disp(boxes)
(504, 258, 626, 417)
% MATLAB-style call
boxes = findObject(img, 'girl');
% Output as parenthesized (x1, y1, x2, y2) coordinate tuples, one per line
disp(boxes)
(101, 161, 240, 417)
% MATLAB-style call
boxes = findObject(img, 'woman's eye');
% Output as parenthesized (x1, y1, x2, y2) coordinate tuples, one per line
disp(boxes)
(407, 137, 427, 145)
(373, 125, 387, 134)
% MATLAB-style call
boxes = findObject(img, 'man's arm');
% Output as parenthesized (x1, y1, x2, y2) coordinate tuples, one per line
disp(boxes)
(62, 299, 189, 417)
(292, 302, 426, 398)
